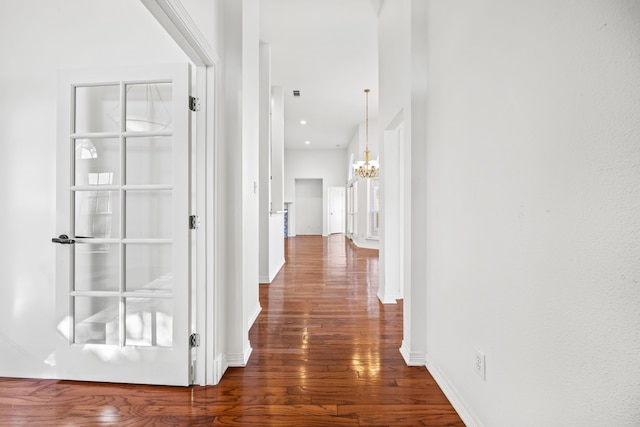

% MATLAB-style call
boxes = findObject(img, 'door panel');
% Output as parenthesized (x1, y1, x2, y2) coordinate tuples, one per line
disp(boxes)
(55, 64, 191, 386)
(328, 187, 345, 234)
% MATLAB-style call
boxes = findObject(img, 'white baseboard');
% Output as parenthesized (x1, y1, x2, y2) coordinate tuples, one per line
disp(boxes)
(377, 290, 400, 304)
(226, 345, 253, 367)
(248, 304, 262, 329)
(399, 340, 427, 366)
(259, 259, 285, 284)
(426, 355, 484, 427)
(269, 258, 285, 282)
(213, 342, 254, 383)
(211, 353, 227, 385)
(350, 237, 380, 250)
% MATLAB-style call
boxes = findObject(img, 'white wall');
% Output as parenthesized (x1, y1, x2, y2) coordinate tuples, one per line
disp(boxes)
(267, 214, 285, 281)
(269, 86, 286, 280)
(179, 0, 222, 53)
(390, 1, 640, 426)
(241, 0, 261, 351)
(284, 149, 347, 236)
(258, 44, 271, 280)
(221, 0, 261, 366)
(377, 0, 411, 306)
(144, 0, 264, 380)
(0, 0, 188, 379)
(270, 87, 285, 212)
(259, 44, 285, 284)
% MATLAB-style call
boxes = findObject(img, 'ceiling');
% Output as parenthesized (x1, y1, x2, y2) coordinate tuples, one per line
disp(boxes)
(259, 0, 380, 150)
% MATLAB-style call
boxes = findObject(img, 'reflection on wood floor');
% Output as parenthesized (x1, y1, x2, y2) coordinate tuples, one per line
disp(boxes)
(0, 234, 464, 426)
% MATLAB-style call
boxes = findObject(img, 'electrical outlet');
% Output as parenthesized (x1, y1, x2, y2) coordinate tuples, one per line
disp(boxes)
(474, 349, 486, 380)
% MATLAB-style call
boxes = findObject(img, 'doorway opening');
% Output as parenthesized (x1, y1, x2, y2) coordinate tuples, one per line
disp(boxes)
(294, 178, 323, 235)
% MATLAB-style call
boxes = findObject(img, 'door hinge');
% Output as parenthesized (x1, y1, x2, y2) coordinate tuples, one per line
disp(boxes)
(189, 96, 200, 112)
(189, 215, 200, 230)
(190, 333, 200, 348)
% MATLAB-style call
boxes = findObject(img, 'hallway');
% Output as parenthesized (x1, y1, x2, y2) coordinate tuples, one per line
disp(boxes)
(0, 235, 463, 426)
(223, 234, 464, 425)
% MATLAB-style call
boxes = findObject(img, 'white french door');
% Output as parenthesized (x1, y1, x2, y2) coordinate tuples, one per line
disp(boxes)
(54, 64, 192, 386)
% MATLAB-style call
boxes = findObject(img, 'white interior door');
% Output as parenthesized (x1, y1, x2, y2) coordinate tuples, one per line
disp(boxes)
(328, 187, 345, 234)
(54, 64, 192, 386)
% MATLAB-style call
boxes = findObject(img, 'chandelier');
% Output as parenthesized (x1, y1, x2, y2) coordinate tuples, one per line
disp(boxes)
(353, 89, 379, 178)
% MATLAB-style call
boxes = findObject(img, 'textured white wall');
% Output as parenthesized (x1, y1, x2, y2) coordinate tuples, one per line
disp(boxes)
(0, 0, 188, 379)
(421, 1, 640, 426)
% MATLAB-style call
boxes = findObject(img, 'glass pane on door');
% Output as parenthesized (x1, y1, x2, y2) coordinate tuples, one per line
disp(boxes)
(126, 83, 173, 132)
(125, 190, 172, 239)
(75, 190, 120, 238)
(75, 243, 119, 292)
(75, 85, 120, 133)
(125, 297, 173, 347)
(125, 136, 172, 185)
(75, 138, 120, 186)
(74, 296, 119, 345)
(125, 244, 172, 292)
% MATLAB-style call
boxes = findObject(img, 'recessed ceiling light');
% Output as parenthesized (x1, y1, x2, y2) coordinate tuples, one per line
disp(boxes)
(300, 120, 307, 125)
(305, 141, 310, 145)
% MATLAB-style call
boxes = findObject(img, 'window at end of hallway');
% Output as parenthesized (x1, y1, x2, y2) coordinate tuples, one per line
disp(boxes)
(367, 177, 379, 239)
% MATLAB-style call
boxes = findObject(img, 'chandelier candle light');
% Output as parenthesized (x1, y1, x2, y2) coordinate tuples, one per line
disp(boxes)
(353, 89, 379, 178)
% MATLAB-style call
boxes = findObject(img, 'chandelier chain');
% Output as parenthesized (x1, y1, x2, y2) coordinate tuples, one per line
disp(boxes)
(352, 88, 378, 179)
(365, 88, 369, 152)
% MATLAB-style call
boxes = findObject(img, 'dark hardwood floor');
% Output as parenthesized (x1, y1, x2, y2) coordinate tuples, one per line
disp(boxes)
(0, 235, 464, 426)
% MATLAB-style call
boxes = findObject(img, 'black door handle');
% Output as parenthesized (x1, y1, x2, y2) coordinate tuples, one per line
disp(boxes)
(52, 234, 76, 244)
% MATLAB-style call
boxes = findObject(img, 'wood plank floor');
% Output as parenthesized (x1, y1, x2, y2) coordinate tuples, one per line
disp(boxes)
(0, 235, 464, 426)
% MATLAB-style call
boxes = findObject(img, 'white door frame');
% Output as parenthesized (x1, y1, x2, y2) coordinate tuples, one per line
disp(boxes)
(379, 112, 404, 304)
(141, 0, 221, 385)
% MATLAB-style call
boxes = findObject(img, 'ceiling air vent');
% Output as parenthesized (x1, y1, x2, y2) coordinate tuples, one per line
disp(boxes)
(292, 90, 301, 97)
